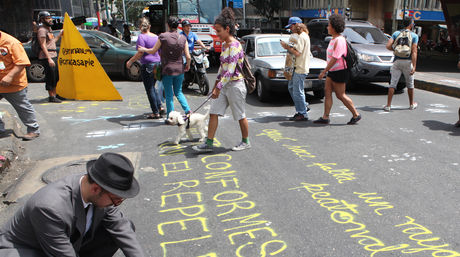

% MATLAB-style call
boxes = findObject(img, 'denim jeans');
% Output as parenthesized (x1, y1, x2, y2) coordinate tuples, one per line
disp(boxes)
(0, 88, 40, 134)
(162, 74, 190, 117)
(141, 63, 162, 114)
(288, 72, 309, 117)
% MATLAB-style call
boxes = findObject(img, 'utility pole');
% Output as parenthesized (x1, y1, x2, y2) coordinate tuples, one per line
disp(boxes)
(402, 0, 407, 20)
(242, 0, 246, 28)
(122, 0, 127, 23)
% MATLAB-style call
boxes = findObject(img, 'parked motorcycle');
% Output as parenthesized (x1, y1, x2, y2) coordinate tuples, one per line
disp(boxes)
(183, 49, 210, 96)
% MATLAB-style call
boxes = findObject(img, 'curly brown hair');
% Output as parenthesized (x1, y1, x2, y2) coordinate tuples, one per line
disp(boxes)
(214, 7, 236, 35)
(328, 14, 345, 33)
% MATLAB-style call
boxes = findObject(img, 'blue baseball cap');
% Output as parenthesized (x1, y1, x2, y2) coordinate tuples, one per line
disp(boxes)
(285, 17, 302, 28)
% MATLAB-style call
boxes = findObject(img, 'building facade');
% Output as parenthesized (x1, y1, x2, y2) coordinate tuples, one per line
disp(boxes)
(0, 0, 96, 41)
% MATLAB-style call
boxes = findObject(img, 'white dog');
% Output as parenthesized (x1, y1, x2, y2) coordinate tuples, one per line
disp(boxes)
(166, 110, 209, 145)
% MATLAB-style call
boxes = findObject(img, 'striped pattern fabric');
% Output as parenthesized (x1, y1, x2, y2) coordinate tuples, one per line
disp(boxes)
(216, 40, 244, 90)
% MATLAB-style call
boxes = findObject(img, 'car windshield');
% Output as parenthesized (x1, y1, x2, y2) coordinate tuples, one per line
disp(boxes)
(95, 32, 131, 48)
(257, 37, 288, 56)
(343, 26, 388, 44)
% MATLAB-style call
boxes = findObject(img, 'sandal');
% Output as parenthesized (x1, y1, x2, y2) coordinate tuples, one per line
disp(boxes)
(313, 117, 330, 124)
(454, 121, 460, 128)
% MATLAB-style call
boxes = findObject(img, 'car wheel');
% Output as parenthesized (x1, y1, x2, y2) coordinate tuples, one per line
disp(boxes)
(125, 61, 141, 81)
(27, 60, 46, 82)
(256, 76, 270, 102)
(396, 83, 406, 94)
(313, 89, 325, 99)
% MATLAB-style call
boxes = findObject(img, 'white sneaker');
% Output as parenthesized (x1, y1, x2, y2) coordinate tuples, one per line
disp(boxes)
(383, 106, 391, 112)
(409, 102, 418, 110)
(232, 142, 251, 151)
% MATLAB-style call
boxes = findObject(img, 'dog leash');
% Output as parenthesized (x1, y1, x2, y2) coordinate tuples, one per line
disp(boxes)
(181, 93, 213, 129)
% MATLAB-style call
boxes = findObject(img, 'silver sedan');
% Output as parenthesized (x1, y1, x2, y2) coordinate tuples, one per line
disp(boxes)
(242, 34, 327, 102)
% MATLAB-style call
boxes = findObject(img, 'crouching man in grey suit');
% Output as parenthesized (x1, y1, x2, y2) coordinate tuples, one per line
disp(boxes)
(0, 152, 146, 257)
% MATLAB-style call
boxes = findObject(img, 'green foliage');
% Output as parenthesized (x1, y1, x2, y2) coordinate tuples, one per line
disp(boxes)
(249, 0, 282, 22)
(113, 0, 147, 25)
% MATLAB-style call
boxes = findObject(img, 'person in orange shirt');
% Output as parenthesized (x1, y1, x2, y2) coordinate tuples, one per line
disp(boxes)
(0, 30, 40, 140)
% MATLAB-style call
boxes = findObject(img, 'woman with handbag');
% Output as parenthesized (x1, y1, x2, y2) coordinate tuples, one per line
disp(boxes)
(138, 17, 191, 118)
(314, 14, 361, 125)
(127, 18, 164, 119)
(192, 8, 251, 153)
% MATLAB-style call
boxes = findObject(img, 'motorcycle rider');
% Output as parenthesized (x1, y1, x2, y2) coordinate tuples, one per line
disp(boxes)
(180, 20, 210, 53)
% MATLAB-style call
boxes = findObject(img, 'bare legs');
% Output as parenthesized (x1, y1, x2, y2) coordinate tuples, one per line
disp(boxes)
(321, 77, 359, 119)
(207, 114, 249, 140)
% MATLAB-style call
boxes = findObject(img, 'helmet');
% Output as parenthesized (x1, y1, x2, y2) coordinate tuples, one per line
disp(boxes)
(181, 19, 191, 27)
(38, 11, 51, 21)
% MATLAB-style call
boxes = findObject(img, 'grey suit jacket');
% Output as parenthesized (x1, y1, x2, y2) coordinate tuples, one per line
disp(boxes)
(0, 174, 145, 257)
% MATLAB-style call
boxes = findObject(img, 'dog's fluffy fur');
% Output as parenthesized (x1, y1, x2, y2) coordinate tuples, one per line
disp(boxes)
(166, 110, 209, 145)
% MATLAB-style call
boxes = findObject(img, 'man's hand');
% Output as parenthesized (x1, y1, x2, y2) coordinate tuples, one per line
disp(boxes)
(185, 63, 190, 72)
(410, 67, 416, 75)
(211, 87, 220, 99)
(280, 41, 288, 50)
(0, 75, 13, 87)
(48, 58, 56, 68)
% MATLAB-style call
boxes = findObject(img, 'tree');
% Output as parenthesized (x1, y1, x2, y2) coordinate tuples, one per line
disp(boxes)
(249, 0, 282, 28)
(113, 0, 147, 25)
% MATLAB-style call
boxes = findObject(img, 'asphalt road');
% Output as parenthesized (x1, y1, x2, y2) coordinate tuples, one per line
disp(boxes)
(1, 73, 459, 257)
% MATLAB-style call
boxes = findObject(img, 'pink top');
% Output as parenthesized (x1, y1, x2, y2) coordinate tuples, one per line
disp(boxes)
(327, 36, 347, 71)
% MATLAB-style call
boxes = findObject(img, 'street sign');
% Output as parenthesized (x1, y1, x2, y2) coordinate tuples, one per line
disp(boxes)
(396, 9, 445, 21)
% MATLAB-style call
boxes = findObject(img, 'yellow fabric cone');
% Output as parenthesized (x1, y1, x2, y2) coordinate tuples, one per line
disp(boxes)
(56, 13, 122, 101)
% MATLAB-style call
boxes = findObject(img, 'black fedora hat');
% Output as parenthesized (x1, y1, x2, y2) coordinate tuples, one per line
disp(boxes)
(86, 153, 140, 198)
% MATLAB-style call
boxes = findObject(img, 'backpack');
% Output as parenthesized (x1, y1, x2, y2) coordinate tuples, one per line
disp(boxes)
(342, 37, 357, 71)
(392, 30, 413, 58)
(236, 54, 256, 94)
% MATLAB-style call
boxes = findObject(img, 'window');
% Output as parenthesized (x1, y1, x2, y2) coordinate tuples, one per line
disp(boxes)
(343, 26, 388, 44)
(256, 37, 288, 56)
(83, 34, 103, 48)
(246, 39, 255, 57)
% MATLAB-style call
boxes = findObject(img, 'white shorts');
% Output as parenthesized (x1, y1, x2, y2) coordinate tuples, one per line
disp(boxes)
(210, 80, 247, 121)
(390, 59, 414, 89)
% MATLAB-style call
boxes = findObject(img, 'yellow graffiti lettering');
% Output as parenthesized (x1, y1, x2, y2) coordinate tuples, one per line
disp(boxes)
(395, 216, 460, 256)
(256, 129, 297, 142)
(282, 145, 316, 158)
(201, 153, 232, 163)
(222, 213, 266, 231)
(206, 177, 240, 189)
(160, 234, 212, 257)
(158, 217, 209, 235)
(235, 242, 254, 257)
(159, 205, 205, 217)
(260, 240, 288, 256)
(162, 161, 192, 177)
(163, 180, 200, 194)
(204, 170, 237, 180)
(353, 192, 394, 215)
(228, 227, 278, 245)
(217, 201, 256, 217)
(161, 192, 202, 207)
(213, 190, 248, 202)
(205, 162, 232, 170)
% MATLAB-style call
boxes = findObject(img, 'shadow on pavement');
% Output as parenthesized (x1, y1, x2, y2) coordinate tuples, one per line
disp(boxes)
(422, 120, 460, 136)
(245, 91, 323, 108)
(106, 114, 163, 128)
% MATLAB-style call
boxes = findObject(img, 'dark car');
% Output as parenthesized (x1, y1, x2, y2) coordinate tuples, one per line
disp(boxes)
(308, 19, 405, 90)
(24, 30, 141, 82)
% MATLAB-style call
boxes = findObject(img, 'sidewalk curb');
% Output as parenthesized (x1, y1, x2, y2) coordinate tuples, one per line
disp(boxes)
(0, 111, 25, 189)
(415, 80, 460, 99)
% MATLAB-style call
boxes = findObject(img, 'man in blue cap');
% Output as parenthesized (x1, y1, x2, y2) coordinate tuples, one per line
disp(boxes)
(281, 17, 311, 121)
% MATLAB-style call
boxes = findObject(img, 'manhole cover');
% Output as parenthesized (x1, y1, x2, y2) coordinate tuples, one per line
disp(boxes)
(42, 160, 88, 184)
